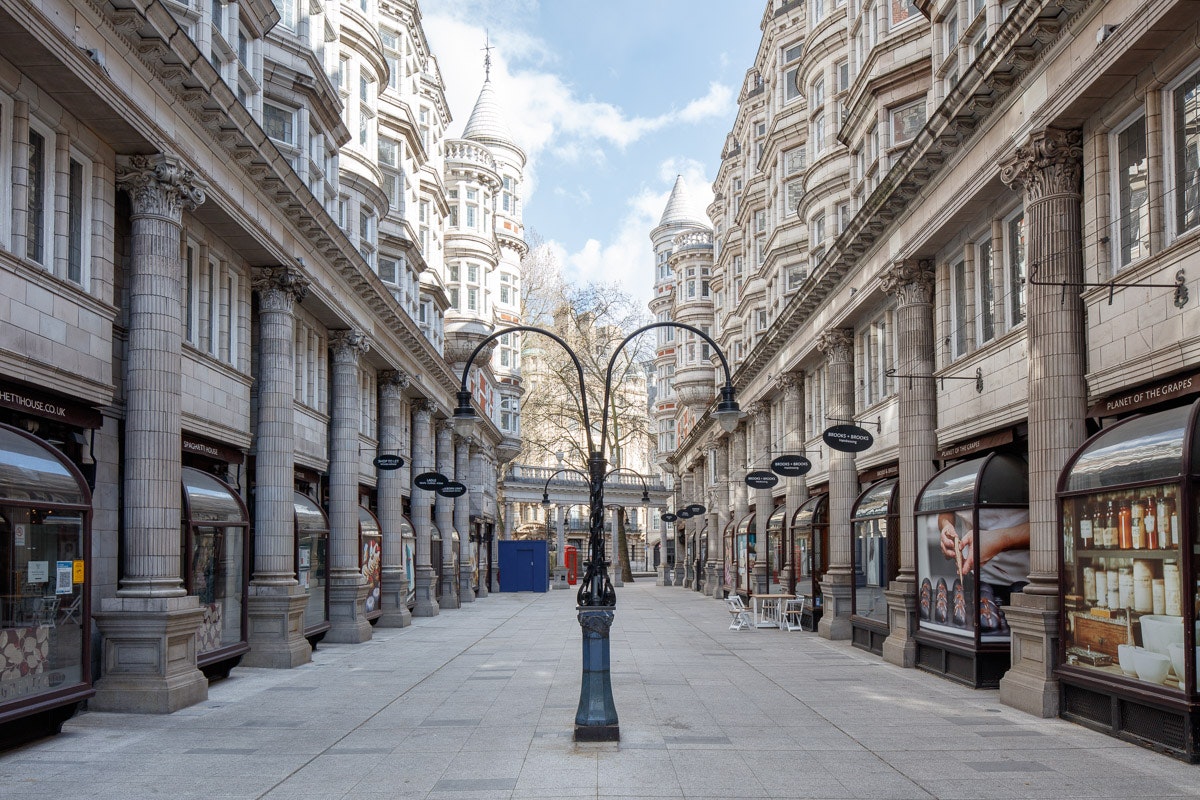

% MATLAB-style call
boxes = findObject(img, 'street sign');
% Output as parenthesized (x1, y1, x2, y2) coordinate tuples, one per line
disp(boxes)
(660, 512, 678, 523)
(413, 471, 448, 490)
(373, 453, 404, 470)
(687, 503, 706, 515)
(823, 424, 874, 453)
(437, 481, 467, 498)
(745, 470, 780, 489)
(770, 454, 811, 477)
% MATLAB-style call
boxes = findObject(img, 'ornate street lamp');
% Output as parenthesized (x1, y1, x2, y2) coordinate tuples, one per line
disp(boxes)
(452, 322, 738, 741)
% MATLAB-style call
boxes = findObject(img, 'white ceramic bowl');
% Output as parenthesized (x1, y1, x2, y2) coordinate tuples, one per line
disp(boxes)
(1133, 649, 1171, 685)
(1118, 644, 1140, 676)
(1140, 614, 1185, 655)
(1167, 642, 1185, 681)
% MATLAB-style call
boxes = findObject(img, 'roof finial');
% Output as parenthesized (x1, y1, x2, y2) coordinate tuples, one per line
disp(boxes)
(482, 32, 493, 81)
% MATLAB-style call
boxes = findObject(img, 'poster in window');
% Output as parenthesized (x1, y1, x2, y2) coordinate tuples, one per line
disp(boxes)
(28, 560, 49, 584)
(56, 561, 74, 595)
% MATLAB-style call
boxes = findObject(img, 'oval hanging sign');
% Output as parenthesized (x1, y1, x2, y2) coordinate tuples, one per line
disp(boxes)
(373, 453, 405, 470)
(677, 509, 694, 519)
(413, 471, 448, 490)
(823, 424, 874, 453)
(437, 481, 467, 498)
(745, 470, 779, 489)
(687, 503, 706, 515)
(770, 454, 811, 477)
(660, 512, 678, 523)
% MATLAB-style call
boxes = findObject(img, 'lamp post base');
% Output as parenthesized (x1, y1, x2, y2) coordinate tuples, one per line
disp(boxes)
(574, 606, 619, 742)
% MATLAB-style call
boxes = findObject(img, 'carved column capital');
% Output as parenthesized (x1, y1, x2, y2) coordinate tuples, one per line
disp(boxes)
(253, 266, 310, 311)
(329, 330, 370, 363)
(379, 369, 411, 400)
(745, 401, 769, 420)
(816, 327, 854, 362)
(116, 154, 206, 221)
(413, 398, 436, 418)
(999, 127, 1083, 201)
(881, 259, 935, 306)
(774, 371, 803, 395)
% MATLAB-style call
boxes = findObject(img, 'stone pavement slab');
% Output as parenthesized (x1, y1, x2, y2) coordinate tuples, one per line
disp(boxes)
(1, 582, 1197, 799)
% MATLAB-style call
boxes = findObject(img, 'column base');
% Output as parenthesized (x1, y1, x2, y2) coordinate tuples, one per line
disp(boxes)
(459, 564, 475, 603)
(999, 592, 1061, 718)
(242, 585, 312, 668)
(882, 579, 918, 668)
(553, 567, 569, 589)
(91, 595, 208, 714)
(476, 568, 489, 599)
(674, 565, 686, 586)
(440, 569, 460, 610)
(705, 562, 721, 597)
(325, 575, 373, 644)
(658, 565, 672, 587)
(612, 569, 624, 588)
(377, 569, 412, 628)
(818, 577, 853, 641)
(413, 566, 440, 617)
(752, 564, 768, 596)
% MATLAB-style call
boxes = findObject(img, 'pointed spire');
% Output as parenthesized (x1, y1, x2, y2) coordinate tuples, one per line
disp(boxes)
(482, 32, 493, 81)
(463, 72, 515, 145)
(658, 175, 707, 227)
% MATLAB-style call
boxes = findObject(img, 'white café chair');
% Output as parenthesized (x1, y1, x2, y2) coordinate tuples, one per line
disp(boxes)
(727, 596, 753, 631)
(783, 596, 810, 631)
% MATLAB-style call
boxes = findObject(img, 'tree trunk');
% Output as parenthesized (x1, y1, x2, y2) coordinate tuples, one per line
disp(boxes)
(616, 507, 633, 582)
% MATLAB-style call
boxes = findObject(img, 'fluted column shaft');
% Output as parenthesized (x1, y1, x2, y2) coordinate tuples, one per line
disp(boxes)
(378, 370, 412, 626)
(779, 374, 807, 592)
(116, 154, 204, 597)
(455, 438, 474, 603)
(678, 471, 694, 587)
(412, 402, 438, 616)
(818, 328, 856, 640)
(751, 404, 772, 595)
(436, 422, 459, 608)
(713, 437, 731, 598)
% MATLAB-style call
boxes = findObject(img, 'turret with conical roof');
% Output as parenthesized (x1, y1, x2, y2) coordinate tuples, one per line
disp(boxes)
(656, 175, 709, 229)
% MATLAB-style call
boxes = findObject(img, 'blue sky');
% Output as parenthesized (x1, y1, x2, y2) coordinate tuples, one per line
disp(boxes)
(423, 1, 763, 306)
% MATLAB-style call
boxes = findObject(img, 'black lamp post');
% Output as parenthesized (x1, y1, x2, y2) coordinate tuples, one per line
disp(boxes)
(452, 322, 738, 742)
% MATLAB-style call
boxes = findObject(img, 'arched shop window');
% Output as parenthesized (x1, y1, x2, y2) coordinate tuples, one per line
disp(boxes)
(0, 422, 92, 732)
(791, 494, 828, 622)
(181, 467, 249, 676)
(1056, 398, 1200, 759)
(401, 515, 415, 610)
(915, 453, 1028, 688)
(359, 506, 382, 620)
(294, 492, 330, 643)
(721, 518, 737, 595)
(851, 478, 898, 655)
(765, 504, 787, 594)
(733, 510, 756, 597)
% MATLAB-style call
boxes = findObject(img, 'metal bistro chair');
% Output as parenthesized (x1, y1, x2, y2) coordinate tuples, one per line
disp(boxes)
(783, 596, 811, 632)
(727, 596, 753, 631)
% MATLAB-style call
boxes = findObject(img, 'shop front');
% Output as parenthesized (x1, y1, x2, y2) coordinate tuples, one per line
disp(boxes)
(914, 453, 1028, 688)
(730, 511, 755, 598)
(294, 491, 330, 646)
(0, 423, 93, 746)
(851, 478, 898, 655)
(791, 493, 827, 626)
(182, 467, 250, 679)
(1057, 397, 1200, 761)
(764, 503, 787, 594)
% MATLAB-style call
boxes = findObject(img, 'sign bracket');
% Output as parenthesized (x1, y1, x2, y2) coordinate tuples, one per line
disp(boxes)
(1028, 263, 1188, 308)
(826, 416, 881, 432)
(886, 367, 984, 393)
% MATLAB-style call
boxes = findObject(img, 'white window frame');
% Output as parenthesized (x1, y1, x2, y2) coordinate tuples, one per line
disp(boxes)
(25, 121, 54, 268)
(1165, 61, 1200, 240)
(0, 93, 12, 250)
(1003, 207, 1026, 329)
(974, 234, 997, 346)
(1109, 109, 1150, 272)
(66, 149, 93, 289)
(949, 257, 970, 359)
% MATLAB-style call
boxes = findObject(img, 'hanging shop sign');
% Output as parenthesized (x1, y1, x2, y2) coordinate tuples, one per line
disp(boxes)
(373, 453, 405, 470)
(436, 481, 467, 498)
(745, 470, 780, 489)
(823, 424, 874, 453)
(660, 512, 678, 523)
(677, 509, 694, 519)
(771, 454, 812, 477)
(413, 472, 448, 491)
(686, 503, 706, 515)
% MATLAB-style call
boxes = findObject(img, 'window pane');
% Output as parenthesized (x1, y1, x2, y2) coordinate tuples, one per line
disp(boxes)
(976, 239, 995, 342)
(68, 159, 85, 284)
(1174, 71, 1200, 234)
(27, 130, 46, 264)
(952, 260, 968, 356)
(1116, 116, 1149, 266)
(1008, 214, 1026, 325)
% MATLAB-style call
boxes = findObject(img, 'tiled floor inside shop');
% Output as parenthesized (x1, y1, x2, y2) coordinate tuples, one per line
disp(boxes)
(2, 581, 1198, 799)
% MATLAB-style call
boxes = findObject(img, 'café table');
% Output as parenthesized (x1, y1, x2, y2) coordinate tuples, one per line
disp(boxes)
(750, 593, 794, 629)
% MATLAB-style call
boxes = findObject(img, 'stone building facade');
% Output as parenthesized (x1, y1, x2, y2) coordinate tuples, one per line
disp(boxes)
(659, 0, 1200, 757)
(0, 0, 521, 741)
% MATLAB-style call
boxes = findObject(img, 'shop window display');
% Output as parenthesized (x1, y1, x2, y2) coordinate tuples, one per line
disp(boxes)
(791, 493, 828, 621)
(181, 468, 249, 672)
(853, 478, 898, 626)
(295, 492, 330, 641)
(732, 511, 755, 597)
(765, 504, 787, 594)
(1059, 401, 1198, 697)
(0, 423, 92, 731)
(359, 506, 382, 620)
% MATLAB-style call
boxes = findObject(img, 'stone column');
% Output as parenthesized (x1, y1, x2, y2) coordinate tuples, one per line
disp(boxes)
(817, 327, 856, 640)
(678, 471, 694, 587)
(243, 265, 313, 667)
(998, 127, 1085, 717)
(455, 436, 474, 603)
(658, 476, 673, 586)
(778, 373, 808, 593)
(92, 154, 209, 713)
(611, 506, 624, 588)
(711, 435, 731, 599)
(436, 421, 459, 609)
(377, 370, 412, 627)
(704, 440, 719, 596)
(325, 330, 372, 643)
(731, 425, 749, 595)
(553, 504, 569, 589)
(412, 401, 439, 615)
(750, 402, 772, 595)
(881, 259, 937, 668)
(471, 445, 490, 599)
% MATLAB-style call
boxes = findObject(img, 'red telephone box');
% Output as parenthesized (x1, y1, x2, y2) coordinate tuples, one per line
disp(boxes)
(565, 545, 578, 585)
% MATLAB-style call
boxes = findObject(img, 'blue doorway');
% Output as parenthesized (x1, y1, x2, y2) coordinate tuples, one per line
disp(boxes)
(497, 540, 549, 592)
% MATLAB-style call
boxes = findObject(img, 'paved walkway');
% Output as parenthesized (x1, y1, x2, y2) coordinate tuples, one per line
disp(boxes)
(3, 582, 1198, 799)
